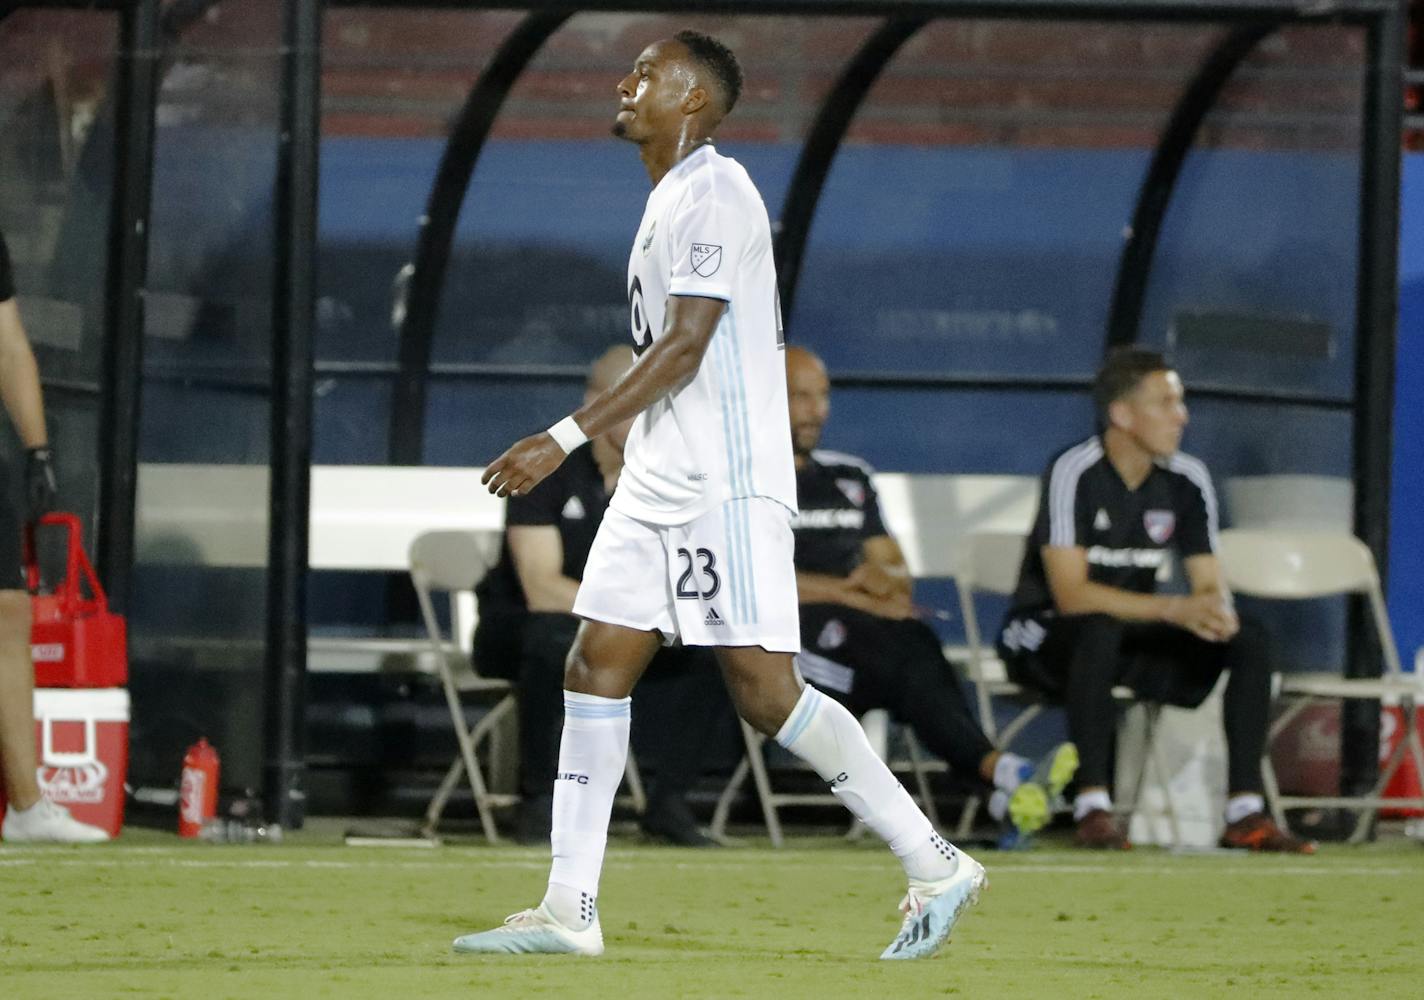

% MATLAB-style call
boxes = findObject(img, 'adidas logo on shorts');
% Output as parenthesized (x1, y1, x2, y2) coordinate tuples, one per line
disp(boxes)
(704, 607, 725, 627)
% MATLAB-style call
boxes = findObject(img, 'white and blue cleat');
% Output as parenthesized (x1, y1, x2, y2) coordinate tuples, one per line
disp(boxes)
(452, 903, 604, 956)
(879, 853, 987, 960)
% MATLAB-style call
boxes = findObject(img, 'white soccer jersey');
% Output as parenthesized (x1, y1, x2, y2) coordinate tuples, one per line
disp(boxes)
(611, 143, 797, 526)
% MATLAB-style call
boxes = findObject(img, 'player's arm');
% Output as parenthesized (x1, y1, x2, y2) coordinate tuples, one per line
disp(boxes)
(1183, 553, 1238, 641)
(0, 298, 48, 450)
(482, 294, 724, 498)
(794, 567, 913, 619)
(1042, 545, 1234, 642)
(507, 525, 580, 614)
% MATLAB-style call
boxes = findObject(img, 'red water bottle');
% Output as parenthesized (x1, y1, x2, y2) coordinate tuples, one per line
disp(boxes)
(179, 738, 220, 838)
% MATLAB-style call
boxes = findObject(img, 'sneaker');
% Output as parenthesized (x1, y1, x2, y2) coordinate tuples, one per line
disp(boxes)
(639, 796, 716, 847)
(1074, 808, 1130, 850)
(879, 852, 987, 961)
(452, 903, 603, 956)
(1006, 742, 1079, 838)
(1, 798, 110, 844)
(1219, 812, 1317, 854)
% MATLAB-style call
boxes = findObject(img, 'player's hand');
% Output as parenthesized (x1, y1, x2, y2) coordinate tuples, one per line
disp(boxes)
(482, 432, 566, 498)
(840, 584, 914, 621)
(847, 561, 911, 601)
(1165, 593, 1238, 643)
(24, 446, 57, 524)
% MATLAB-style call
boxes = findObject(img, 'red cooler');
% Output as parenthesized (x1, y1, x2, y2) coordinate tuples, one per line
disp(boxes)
(0, 688, 130, 837)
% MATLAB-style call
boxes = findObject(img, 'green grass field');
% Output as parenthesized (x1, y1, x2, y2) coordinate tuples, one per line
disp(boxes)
(3, 829, 1420, 999)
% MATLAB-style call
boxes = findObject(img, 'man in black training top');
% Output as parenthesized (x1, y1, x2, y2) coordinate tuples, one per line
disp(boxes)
(998, 347, 1314, 852)
(0, 226, 107, 843)
(473, 346, 733, 846)
(787, 346, 1077, 846)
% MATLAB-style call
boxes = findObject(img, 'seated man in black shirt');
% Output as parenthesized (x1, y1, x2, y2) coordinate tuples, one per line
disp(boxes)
(474, 346, 733, 845)
(998, 347, 1312, 852)
(786, 346, 1076, 846)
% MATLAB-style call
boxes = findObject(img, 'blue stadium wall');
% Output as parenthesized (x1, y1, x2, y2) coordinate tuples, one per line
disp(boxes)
(138, 131, 1419, 664)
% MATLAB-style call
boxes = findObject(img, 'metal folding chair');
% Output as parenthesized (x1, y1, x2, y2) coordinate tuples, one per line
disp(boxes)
(410, 529, 520, 842)
(954, 530, 1181, 843)
(1217, 529, 1424, 843)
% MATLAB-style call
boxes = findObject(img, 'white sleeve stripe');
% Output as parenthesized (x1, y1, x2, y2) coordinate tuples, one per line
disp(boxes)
(1167, 453, 1219, 552)
(1048, 439, 1102, 548)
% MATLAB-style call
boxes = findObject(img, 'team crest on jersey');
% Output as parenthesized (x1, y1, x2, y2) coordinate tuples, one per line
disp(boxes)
(1144, 510, 1176, 544)
(691, 243, 722, 277)
(817, 618, 847, 651)
(641, 221, 656, 256)
(835, 478, 866, 508)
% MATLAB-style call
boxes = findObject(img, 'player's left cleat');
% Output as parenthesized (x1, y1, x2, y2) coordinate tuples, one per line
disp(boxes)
(452, 903, 604, 956)
(1006, 741, 1078, 839)
(879, 853, 987, 960)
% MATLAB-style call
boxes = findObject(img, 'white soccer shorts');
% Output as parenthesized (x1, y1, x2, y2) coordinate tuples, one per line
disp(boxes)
(573, 496, 800, 653)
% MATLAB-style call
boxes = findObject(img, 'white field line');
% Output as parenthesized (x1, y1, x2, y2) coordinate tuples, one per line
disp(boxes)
(0, 853, 1417, 878)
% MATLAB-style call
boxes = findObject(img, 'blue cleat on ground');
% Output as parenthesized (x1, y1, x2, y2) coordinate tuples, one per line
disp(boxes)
(452, 903, 604, 956)
(879, 852, 987, 960)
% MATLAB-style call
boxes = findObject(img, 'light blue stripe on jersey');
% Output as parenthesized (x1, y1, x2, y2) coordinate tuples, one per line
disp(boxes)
(719, 313, 758, 624)
(711, 328, 748, 624)
(776, 687, 822, 750)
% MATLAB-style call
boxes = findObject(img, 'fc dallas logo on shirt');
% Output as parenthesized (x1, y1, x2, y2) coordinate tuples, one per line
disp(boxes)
(1143, 510, 1176, 544)
(835, 478, 866, 507)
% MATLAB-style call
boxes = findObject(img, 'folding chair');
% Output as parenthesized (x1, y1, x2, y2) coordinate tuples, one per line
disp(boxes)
(954, 530, 1182, 843)
(1217, 529, 1424, 843)
(708, 702, 941, 848)
(410, 529, 521, 841)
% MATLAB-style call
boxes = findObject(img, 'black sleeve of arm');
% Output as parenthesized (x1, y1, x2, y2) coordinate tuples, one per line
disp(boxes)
(861, 472, 888, 539)
(505, 465, 565, 527)
(0, 232, 15, 302)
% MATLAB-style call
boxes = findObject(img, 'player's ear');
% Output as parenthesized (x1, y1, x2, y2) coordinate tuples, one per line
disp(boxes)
(682, 85, 709, 115)
(1107, 397, 1133, 432)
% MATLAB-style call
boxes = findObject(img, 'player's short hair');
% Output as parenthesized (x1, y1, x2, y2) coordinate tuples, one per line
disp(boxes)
(1093, 347, 1172, 426)
(673, 30, 743, 116)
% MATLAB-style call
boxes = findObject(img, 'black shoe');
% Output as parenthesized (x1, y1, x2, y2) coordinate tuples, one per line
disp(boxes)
(639, 796, 716, 847)
(514, 794, 552, 845)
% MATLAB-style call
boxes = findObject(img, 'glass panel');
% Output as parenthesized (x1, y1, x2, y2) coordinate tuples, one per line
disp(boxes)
(1142, 25, 1365, 401)
(0, 10, 117, 547)
(129, 5, 281, 792)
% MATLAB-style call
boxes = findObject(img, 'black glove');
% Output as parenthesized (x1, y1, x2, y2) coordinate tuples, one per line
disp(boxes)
(25, 446, 57, 524)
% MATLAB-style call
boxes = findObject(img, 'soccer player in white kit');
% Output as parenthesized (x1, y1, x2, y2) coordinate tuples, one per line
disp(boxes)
(457, 30, 984, 961)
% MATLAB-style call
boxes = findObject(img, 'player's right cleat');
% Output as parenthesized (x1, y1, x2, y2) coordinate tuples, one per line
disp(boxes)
(1006, 741, 1078, 839)
(879, 853, 987, 960)
(452, 903, 604, 956)
(1, 797, 110, 843)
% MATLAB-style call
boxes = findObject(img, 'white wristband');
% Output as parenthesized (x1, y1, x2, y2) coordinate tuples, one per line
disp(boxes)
(546, 415, 588, 454)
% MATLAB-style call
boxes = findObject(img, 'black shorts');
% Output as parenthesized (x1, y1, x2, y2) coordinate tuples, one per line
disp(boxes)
(0, 497, 22, 591)
(999, 615, 1235, 710)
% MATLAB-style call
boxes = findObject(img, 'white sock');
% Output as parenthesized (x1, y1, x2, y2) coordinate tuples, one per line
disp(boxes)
(1224, 793, 1265, 825)
(776, 686, 952, 881)
(544, 690, 630, 928)
(992, 753, 1031, 793)
(1073, 789, 1113, 822)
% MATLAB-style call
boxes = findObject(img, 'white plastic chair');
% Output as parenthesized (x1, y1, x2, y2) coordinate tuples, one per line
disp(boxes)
(955, 530, 1182, 843)
(409, 530, 521, 842)
(1217, 529, 1424, 843)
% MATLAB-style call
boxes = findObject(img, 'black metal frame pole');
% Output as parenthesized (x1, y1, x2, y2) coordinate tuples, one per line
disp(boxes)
(264, 0, 321, 830)
(1340, 1, 1405, 811)
(389, 10, 569, 466)
(95, 0, 160, 615)
(1105, 22, 1275, 349)
(774, 16, 928, 326)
